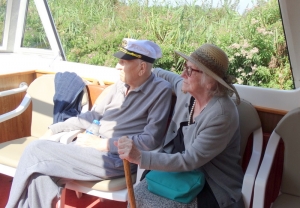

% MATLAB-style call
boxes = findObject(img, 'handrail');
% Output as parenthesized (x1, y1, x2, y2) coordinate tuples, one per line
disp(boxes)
(0, 93, 31, 123)
(0, 82, 28, 97)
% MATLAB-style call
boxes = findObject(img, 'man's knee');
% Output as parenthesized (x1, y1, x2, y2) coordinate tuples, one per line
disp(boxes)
(22, 139, 49, 157)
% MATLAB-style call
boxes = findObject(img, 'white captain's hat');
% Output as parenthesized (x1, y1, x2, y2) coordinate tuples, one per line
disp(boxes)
(113, 38, 162, 63)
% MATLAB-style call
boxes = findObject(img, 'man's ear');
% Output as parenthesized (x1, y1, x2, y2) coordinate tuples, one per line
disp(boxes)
(138, 62, 146, 76)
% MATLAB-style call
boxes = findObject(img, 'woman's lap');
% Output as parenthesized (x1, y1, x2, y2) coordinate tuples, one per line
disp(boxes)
(129, 179, 197, 208)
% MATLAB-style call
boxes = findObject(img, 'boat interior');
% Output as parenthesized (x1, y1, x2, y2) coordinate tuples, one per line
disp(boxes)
(1, 0, 300, 207)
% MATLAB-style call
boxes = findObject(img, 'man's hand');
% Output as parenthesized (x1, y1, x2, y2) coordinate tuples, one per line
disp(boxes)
(75, 133, 109, 152)
(114, 136, 141, 165)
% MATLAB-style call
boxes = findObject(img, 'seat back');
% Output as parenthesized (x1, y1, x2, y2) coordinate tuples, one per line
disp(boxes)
(234, 98, 263, 208)
(27, 75, 56, 137)
(275, 107, 300, 196)
(27, 74, 89, 138)
(235, 99, 262, 163)
(92, 85, 113, 109)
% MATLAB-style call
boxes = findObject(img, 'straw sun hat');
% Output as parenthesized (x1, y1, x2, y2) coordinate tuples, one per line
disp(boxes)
(175, 43, 240, 103)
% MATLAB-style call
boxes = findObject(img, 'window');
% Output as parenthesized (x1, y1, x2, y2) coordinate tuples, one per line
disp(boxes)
(0, 0, 7, 46)
(22, 0, 50, 49)
(46, 0, 292, 89)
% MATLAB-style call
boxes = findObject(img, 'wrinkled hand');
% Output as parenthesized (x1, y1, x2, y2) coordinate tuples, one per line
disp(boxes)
(114, 136, 141, 165)
(75, 133, 109, 152)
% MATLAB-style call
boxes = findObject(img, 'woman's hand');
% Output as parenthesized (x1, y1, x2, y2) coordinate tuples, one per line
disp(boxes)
(115, 136, 141, 165)
(75, 133, 109, 152)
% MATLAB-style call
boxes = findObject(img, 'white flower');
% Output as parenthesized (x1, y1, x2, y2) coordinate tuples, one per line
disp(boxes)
(251, 18, 259, 25)
(246, 54, 253, 59)
(257, 27, 266, 34)
(251, 66, 257, 72)
(241, 49, 247, 56)
(250, 47, 259, 54)
(237, 67, 243, 72)
(230, 43, 240, 49)
(237, 78, 243, 84)
(242, 40, 250, 48)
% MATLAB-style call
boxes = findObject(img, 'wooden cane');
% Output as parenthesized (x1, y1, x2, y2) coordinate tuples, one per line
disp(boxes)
(123, 159, 136, 208)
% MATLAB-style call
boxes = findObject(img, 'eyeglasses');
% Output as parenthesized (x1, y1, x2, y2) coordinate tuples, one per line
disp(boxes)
(183, 63, 202, 77)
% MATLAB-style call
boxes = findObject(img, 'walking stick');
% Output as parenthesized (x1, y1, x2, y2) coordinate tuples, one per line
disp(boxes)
(123, 159, 136, 208)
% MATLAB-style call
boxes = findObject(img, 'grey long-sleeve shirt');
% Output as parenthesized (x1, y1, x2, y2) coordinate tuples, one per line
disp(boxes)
(49, 73, 172, 154)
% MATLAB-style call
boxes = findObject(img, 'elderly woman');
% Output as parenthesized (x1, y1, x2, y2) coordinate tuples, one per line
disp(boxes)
(116, 44, 245, 208)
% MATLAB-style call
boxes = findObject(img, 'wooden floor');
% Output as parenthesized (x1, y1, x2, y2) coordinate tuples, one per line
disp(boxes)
(0, 173, 127, 208)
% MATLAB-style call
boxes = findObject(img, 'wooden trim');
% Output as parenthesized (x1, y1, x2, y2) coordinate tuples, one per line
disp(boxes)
(35, 70, 55, 76)
(255, 105, 287, 115)
(0, 72, 36, 92)
(0, 70, 36, 78)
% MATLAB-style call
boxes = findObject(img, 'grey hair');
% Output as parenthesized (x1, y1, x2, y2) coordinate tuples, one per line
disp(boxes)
(145, 62, 153, 70)
(138, 59, 153, 71)
(201, 72, 229, 97)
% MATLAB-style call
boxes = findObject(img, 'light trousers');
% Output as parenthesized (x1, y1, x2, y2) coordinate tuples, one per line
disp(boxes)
(6, 140, 135, 208)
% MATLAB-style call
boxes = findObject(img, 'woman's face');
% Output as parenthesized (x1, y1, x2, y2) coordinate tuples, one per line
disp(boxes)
(180, 61, 204, 94)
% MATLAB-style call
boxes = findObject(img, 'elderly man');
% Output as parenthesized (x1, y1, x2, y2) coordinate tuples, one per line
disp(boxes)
(6, 38, 172, 208)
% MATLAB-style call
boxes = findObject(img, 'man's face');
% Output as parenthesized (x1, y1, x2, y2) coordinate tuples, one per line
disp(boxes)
(115, 59, 142, 85)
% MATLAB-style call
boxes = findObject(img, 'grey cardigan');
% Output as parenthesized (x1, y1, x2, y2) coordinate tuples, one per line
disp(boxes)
(141, 68, 244, 208)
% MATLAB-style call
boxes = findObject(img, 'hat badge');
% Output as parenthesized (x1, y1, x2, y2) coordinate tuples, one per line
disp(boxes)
(122, 40, 128, 47)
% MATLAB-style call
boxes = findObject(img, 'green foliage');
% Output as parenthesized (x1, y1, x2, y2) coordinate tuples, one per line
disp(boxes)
(0, 0, 7, 45)
(22, 1, 50, 49)
(19, 0, 294, 89)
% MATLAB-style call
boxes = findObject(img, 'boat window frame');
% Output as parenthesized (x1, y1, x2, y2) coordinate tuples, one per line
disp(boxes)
(0, 0, 12, 50)
(278, 0, 300, 88)
(0, 0, 65, 60)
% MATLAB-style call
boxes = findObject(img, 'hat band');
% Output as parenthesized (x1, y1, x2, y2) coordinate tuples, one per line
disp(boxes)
(120, 47, 155, 63)
(191, 51, 225, 78)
